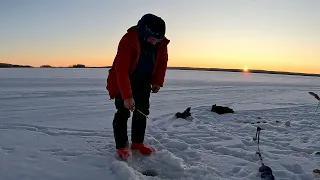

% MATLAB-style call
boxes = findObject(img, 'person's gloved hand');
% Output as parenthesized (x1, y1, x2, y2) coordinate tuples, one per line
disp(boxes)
(124, 98, 135, 111)
(151, 84, 161, 93)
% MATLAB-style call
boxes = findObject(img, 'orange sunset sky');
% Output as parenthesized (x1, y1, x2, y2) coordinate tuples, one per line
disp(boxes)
(1, 0, 319, 74)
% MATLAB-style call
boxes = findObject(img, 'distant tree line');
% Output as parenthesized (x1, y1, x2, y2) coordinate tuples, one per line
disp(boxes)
(40, 65, 53, 68)
(40, 64, 86, 68)
(69, 64, 86, 68)
(0, 63, 89, 68)
(0, 63, 33, 68)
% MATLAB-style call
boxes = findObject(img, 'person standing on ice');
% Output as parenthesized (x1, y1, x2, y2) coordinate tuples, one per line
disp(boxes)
(106, 13, 170, 159)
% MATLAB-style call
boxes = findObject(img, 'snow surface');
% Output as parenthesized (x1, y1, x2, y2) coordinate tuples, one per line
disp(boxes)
(0, 68, 319, 180)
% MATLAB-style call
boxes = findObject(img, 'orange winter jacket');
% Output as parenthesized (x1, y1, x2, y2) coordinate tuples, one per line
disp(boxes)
(106, 26, 170, 100)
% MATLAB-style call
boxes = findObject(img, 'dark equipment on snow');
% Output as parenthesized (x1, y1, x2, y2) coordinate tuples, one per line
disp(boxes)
(309, 92, 320, 101)
(142, 169, 158, 177)
(175, 107, 192, 119)
(313, 169, 320, 175)
(253, 126, 275, 180)
(211, 104, 234, 115)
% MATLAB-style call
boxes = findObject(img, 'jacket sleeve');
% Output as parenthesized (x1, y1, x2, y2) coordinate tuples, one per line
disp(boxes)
(154, 46, 168, 87)
(114, 33, 134, 100)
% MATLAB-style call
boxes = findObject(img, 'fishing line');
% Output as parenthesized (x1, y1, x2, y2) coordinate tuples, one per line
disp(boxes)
(310, 101, 320, 120)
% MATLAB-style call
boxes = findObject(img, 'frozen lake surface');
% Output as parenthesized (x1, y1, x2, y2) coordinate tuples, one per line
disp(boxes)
(0, 68, 319, 180)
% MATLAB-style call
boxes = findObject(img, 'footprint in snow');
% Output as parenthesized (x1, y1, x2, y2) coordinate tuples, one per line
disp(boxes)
(281, 164, 305, 174)
(1, 147, 16, 153)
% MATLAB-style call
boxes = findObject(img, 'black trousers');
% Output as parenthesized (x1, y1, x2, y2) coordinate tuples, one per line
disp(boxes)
(112, 81, 151, 149)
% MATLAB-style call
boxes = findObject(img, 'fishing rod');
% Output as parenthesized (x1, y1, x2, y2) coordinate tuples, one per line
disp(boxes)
(253, 126, 275, 180)
(132, 106, 150, 119)
(308, 92, 320, 120)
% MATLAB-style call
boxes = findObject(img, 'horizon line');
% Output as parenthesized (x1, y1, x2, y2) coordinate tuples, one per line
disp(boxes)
(1, 62, 320, 77)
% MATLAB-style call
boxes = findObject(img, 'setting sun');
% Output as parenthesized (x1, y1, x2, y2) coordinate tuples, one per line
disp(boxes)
(243, 65, 249, 72)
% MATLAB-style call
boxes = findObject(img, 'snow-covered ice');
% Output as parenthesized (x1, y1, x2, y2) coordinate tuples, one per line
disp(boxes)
(0, 68, 319, 180)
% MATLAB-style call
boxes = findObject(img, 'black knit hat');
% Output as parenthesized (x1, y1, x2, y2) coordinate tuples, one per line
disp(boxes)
(137, 13, 166, 40)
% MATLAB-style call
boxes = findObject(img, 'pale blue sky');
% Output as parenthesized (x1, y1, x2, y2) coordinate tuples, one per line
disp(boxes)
(1, 0, 319, 73)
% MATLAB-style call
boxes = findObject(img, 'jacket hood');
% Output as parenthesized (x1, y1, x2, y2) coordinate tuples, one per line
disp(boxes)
(137, 13, 166, 40)
(127, 26, 170, 45)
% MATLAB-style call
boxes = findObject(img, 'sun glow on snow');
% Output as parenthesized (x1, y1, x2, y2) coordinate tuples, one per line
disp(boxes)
(243, 65, 249, 72)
